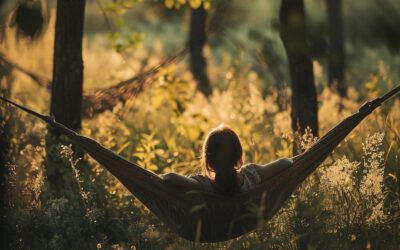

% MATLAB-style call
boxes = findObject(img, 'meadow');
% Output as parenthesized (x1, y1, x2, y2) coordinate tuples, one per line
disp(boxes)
(1, 1, 400, 249)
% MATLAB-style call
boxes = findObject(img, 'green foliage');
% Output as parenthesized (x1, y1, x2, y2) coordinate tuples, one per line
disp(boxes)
(108, 31, 145, 53)
(164, 0, 211, 10)
(103, 0, 140, 15)
(100, 0, 146, 53)
(134, 132, 165, 171)
(2, 1, 400, 248)
(5, 62, 400, 248)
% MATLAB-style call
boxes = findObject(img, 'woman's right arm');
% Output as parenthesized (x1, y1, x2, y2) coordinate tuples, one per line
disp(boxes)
(253, 157, 293, 182)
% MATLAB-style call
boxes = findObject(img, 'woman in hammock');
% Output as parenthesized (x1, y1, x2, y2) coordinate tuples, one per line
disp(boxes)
(162, 124, 293, 195)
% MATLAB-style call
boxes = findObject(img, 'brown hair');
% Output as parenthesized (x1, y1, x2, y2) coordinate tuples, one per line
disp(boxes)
(201, 125, 243, 195)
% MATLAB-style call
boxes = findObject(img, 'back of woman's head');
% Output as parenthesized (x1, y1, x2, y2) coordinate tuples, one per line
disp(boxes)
(201, 125, 243, 195)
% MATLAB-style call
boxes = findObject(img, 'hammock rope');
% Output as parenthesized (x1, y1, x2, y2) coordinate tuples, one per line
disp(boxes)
(0, 85, 399, 242)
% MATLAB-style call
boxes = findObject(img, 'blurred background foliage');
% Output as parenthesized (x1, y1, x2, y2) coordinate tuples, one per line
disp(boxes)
(0, 0, 400, 249)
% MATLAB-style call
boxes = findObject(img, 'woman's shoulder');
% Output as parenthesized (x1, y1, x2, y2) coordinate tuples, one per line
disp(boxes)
(240, 163, 262, 173)
(239, 163, 262, 192)
(189, 174, 215, 192)
(189, 164, 264, 193)
(189, 174, 208, 183)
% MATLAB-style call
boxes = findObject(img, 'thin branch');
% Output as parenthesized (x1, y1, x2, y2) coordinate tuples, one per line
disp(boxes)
(0, 53, 51, 89)
(94, 0, 113, 30)
(94, 0, 137, 71)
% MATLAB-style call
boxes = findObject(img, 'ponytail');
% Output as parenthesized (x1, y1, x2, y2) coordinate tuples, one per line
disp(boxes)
(215, 165, 237, 195)
(201, 125, 243, 195)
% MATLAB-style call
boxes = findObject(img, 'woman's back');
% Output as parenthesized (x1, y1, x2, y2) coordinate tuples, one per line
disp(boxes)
(190, 158, 293, 193)
(190, 164, 261, 193)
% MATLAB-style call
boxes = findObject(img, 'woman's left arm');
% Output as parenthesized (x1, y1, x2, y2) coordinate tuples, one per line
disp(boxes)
(253, 157, 293, 182)
(161, 173, 203, 189)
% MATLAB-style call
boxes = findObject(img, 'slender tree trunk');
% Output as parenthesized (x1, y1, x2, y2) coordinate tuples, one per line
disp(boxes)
(188, 6, 212, 96)
(44, 0, 86, 198)
(50, 0, 85, 131)
(279, 0, 319, 139)
(327, 0, 346, 96)
(279, 2, 317, 247)
(0, 59, 11, 250)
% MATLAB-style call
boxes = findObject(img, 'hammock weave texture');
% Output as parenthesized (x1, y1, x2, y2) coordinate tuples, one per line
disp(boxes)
(1, 86, 399, 243)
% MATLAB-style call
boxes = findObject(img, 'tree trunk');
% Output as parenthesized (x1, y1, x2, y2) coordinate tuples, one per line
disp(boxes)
(279, 0, 319, 139)
(279, 2, 318, 247)
(327, 0, 346, 96)
(0, 58, 11, 250)
(188, 6, 212, 96)
(50, 0, 85, 131)
(44, 0, 86, 198)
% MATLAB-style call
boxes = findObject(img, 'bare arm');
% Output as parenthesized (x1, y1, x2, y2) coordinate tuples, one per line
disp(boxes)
(161, 173, 203, 190)
(253, 157, 293, 182)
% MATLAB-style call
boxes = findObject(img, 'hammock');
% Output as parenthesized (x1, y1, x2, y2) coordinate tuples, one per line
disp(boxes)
(0, 86, 399, 242)
(0, 49, 188, 118)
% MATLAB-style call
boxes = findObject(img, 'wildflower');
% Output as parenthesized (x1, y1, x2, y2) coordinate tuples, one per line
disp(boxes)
(320, 156, 359, 192)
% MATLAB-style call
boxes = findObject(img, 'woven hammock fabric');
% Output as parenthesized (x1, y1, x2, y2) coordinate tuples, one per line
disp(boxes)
(0, 85, 399, 242)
